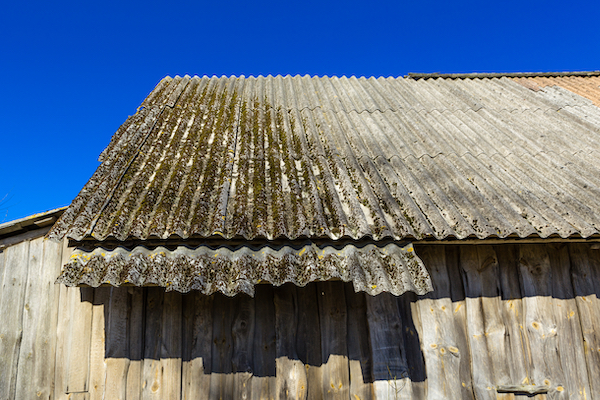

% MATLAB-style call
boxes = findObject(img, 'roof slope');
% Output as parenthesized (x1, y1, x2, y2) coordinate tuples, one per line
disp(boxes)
(50, 74, 600, 242)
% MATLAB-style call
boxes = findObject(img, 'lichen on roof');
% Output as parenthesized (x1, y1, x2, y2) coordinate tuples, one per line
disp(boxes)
(49, 73, 600, 243)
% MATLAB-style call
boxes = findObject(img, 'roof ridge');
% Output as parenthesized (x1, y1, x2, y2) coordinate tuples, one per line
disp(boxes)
(407, 71, 600, 80)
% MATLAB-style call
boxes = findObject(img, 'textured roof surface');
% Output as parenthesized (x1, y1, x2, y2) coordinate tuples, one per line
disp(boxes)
(50, 74, 600, 242)
(512, 75, 600, 107)
(57, 241, 431, 296)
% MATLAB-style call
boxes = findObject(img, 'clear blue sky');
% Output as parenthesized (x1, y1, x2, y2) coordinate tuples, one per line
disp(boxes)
(1, 0, 599, 222)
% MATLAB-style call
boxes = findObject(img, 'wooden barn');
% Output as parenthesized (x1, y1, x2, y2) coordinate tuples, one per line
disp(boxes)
(2, 71, 600, 400)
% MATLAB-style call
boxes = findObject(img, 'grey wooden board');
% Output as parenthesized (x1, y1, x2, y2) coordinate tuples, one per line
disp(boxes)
(15, 237, 62, 399)
(318, 281, 350, 399)
(251, 285, 276, 400)
(161, 292, 183, 399)
(366, 292, 412, 400)
(54, 241, 72, 400)
(88, 287, 110, 400)
(397, 292, 426, 400)
(518, 245, 567, 398)
(569, 243, 600, 400)
(65, 287, 95, 394)
(345, 285, 373, 400)
(232, 294, 255, 400)
(0, 240, 29, 400)
(275, 284, 307, 399)
(296, 283, 324, 400)
(416, 246, 471, 400)
(127, 287, 145, 400)
(104, 287, 131, 399)
(182, 291, 213, 400)
(494, 245, 530, 388)
(460, 246, 508, 400)
(0, 226, 50, 249)
(209, 294, 235, 399)
(547, 244, 591, 399)
(444, 245, 475, 399)
(53, 282, 69, 400)
(0, 246, 5, 307)
(142, 287, 164, 399)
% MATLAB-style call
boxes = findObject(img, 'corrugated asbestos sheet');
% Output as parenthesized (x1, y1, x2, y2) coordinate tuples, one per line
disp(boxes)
(512, 75, 600, 107)
(49, 74, 600, 243)
(49, 73, 600, 295)
(57, 241, 432, 296)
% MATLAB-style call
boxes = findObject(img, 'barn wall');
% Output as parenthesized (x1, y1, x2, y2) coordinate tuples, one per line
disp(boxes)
(0, 231, 63, 400)
(2, 240, 600, 399)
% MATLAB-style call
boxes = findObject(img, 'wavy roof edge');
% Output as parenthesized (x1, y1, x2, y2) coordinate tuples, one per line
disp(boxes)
(157, 71, 600, 81)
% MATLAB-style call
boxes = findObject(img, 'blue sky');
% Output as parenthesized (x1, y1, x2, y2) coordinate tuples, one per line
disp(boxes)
(1, 0, 599, 222)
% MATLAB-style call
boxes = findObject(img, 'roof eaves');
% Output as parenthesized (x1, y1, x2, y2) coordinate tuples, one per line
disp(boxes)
(0, 207, 67, 241)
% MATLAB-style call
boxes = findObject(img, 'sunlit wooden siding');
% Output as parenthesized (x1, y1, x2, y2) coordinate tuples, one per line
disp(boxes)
(3, 234, 600, 399)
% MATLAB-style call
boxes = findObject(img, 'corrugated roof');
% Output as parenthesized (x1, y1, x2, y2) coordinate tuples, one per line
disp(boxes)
(57, 241, 431, 296)
(49, 74, 600, 242)
(512, 75, 600, 108)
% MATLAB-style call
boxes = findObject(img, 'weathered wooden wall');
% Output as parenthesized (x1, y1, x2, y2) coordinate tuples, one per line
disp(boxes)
(2, 237, 600, 399)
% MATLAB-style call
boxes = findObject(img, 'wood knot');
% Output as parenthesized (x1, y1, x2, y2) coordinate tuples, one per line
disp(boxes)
(479, 256, 497, 271)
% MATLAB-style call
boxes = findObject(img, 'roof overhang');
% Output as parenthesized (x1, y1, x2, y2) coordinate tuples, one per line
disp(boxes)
(57, 241, 432, 297)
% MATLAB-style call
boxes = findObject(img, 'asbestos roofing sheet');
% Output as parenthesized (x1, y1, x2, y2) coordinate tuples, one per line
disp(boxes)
(57, 241, 432, 297)
(49, 74, 600, 242)
(512, 76, 600, 108)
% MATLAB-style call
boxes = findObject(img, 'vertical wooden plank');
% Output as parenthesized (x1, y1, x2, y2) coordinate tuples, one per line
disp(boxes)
(0, 246, 5, 305)
(460, 246, 510, 400)
(53, 281, 69, 399)
(126, 287, 145, 400)
(15, 237, 62, 399)
(296, 283, 323, 400)
(104, 287, 131, 400)
(54, 242, 94, 399)
(366, 292, 413, 400)
(317, 281, 350, 399)
(494, 245, 530, 389)
(0, 240, 30, 400)
(182, 291, 213, 400)
(232, 294, 255, 400)
(444, 245, 475, 399)
(161, 291, 182, 399)
(141, 287, 164, 399)
(547, 244, 589, 399)
(397, 292, 426, 400)
(518, 245, 567, 398)
(12, 238, 42, 398)
(414, 246, 472, 400)
(67, 287, 95, 393)
(88, 287, 110, 400)
(54, 240, 72, 400)
(569, 243, 600, 400)
(209, 293, 235, 400)
(344, 284, 373, 400)
(275, 284, 307, 400)
(251, 285, 277, 400)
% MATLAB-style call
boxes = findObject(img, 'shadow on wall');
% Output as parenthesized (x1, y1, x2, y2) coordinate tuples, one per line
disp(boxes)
(69, 242, 600, 398)
(80, 281, 426, 384)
